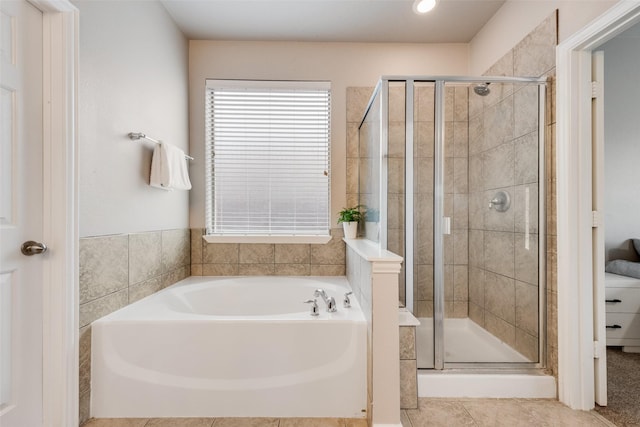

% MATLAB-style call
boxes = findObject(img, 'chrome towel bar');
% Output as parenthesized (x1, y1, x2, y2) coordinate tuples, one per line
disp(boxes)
(128, 132, 194, 161)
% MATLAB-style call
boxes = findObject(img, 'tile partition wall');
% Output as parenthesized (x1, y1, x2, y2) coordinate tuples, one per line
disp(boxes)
(346, 239, 403, 426)
(190, 228, 347, 276)
(468, 12, 558, 364)
(78, 229, 191, 425)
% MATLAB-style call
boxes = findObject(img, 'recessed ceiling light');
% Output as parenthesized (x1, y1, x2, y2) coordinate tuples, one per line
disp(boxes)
(413, 0, 437, 14)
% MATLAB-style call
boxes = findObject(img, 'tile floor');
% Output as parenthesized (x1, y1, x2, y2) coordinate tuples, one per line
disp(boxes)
(82, 399, 617, 427)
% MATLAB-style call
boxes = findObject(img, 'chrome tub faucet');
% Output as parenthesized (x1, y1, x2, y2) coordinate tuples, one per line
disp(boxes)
(314, 288, 337, 312)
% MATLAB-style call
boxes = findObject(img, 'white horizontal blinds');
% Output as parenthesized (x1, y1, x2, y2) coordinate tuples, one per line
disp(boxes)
(205, 80, 331, 236)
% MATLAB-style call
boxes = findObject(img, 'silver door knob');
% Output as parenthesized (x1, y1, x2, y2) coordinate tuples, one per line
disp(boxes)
(21, 241, 47, 256)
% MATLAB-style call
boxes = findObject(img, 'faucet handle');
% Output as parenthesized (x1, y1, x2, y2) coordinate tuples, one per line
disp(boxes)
(343, 291, 353, 308)
(304, 299, 320, 316)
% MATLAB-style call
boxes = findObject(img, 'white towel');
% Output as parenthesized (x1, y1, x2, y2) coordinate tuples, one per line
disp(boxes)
(150, 142, 192, 190)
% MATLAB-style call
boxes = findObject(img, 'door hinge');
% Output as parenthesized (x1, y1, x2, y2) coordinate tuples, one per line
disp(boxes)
(594, 340, 604, 359)
(591, 81, 602, 99)
(592, 211, 600, 228)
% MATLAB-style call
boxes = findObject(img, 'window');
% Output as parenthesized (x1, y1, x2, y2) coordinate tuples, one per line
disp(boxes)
(205, 80, 331, 242)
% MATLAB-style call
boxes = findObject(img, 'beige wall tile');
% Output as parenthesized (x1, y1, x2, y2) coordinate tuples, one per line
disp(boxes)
(161, 229, 190, 272)
(190, 228, 204, 264)
(203, 243, 239, 264)
(515, 233, 538, 285)
(389, 121, 406, 158)
(453, 157, 468, 194)
(468, 116, 484, 156)
(79, 325, 91, 368)
(346, 86, 375, 123)
(239, 263, 275, 276)
(129, 276, 163, 304)
(514, 131, 539, 185)
(513, 11, 558, 77)
(453, 120, 469, 158)
(516, 327, 539, 362)
(483, 99, 514, 152)
(453, 265, 468, 301)
(275, 263, 311, 276)
(453, 301, 468, 318)
(239, 244, 275, 264)
(79, 390, 90, 425)
(485, 271, 516, 323)
(311, 264, 346, 276)
(79, 353, 90, 396)
(514, 183, 539, 234)
(191, 264, 203, 276)
(514, 85, 540, 138)
(484, 231, 515, 277)
(346, 123, 360, 158)
(516, 280, 539, 336)
(163, 265, 190, 288)
(79, 235, 128, 304)
(415, 121, 434, 158)
(485, 311, 516, 347)
(469, 303, 484, 327)
(79, 289, 128, 328)
(202, 263, 238, 276)
(399, 326, 416, 360)
(469, 266, 485, 306)
(483, 142, 515, 190)
(346, 158, 359, 195)
(400, 359, 418, 409)
(274, 244, 311, 264)
(311, 234, 345, 265)
(128, 232, 162, 285)
(469, 230, 484, 267)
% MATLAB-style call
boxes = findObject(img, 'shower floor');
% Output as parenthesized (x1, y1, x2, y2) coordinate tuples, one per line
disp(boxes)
(416, 317, 531, 366)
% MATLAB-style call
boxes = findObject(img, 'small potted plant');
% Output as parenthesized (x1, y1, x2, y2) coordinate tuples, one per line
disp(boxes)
(338, 205, 363, 239)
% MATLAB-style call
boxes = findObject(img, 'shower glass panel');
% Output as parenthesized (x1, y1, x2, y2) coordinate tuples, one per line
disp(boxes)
(359, 86, 381, 243)
(359, 76, 546, 369)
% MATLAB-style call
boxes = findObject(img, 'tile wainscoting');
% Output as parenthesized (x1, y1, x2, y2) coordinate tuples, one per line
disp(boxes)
(79, 229, 191, 425)
(190, 228, 346, 276)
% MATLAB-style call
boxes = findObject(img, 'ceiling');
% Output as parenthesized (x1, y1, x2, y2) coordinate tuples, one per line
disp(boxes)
(160, 0, 506, 43)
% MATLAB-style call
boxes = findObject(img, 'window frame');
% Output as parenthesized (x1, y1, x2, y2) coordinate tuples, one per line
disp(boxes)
(204, 79, 332, 244)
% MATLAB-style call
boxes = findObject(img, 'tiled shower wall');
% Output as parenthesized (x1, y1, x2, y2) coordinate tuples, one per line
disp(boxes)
(190, 228, 346, 276)
(468, 12, 557, 363)
(78, 229, 191, 424)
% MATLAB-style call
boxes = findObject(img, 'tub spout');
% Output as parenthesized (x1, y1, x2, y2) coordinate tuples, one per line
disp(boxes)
(314, 288, 337, 312)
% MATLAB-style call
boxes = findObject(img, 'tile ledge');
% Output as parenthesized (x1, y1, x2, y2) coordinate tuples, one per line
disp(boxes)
(344, 237, 403, 263)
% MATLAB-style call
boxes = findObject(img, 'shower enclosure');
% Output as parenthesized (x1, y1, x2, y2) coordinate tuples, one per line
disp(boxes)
(358, 77, 546, 369)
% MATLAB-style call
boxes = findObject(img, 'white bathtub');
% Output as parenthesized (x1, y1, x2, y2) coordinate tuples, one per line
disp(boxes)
(91, 276, 367, 418)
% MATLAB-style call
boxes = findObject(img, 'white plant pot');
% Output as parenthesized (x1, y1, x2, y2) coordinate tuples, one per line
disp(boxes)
(342, 221, 358, 239)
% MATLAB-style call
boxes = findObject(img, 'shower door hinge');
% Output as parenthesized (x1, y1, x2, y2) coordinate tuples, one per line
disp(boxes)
(591, 81, 602, 99)
(592, 211, 600, 228)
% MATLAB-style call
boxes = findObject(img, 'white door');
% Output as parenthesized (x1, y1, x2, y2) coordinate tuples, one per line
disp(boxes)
(0, 1, 44, 425)
(591, 50, 607, 406)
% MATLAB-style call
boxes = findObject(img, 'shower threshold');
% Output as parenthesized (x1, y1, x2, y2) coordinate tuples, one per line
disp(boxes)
(416, 317, 530, 365)
(415, 317, 555, 398)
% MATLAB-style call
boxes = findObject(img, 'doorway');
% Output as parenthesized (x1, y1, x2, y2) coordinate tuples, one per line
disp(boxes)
(556, 0, 640, 413)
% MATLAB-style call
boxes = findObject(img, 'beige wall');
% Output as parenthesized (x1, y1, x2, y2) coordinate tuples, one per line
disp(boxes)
(188, 41, 469, 228)
(469, 0, 618, 75)
(76, 0, 189, 237)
